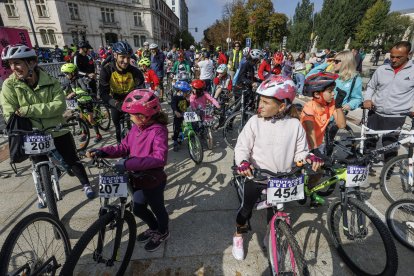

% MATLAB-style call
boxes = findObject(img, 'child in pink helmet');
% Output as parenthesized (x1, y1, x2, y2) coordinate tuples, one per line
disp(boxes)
(87, 89, 170, 252)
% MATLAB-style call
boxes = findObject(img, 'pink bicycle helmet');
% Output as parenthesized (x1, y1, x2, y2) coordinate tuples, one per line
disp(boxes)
(256, 75, 297, 103)
(121, 89, 160, 117)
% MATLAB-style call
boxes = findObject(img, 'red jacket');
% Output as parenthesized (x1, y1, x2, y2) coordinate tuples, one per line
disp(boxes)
(213, 74, 232, 91)
(144, 69, 160, 90)
(258, 59, 271, 81)
(217, 52, 228, 65)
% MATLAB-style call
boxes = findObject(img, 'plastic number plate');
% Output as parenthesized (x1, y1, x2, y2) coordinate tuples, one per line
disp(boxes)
(99, 175, 128, 198)
(23, 134, 55, 154)
(346, 166, 368, 188)
(183, 112, 200, 122)
(267, 175, 304, 204)
(66, 99, 78, 110)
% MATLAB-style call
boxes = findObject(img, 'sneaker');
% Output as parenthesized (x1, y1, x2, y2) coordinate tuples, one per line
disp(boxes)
(79, 134, 87, 142)
(37, 200, 47, 209)
(137, 229, 157, 243)
(232, 236, 244, 260)
(94, 134, 102, 143)
(83, 185, 95, 199)
(144, 231, 170, 252)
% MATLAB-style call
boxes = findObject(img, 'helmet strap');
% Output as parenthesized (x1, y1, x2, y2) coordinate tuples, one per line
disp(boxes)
(314, 93, 328, 106)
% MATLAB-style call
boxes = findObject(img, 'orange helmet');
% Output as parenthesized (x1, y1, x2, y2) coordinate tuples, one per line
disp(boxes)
(273, 52, 284, 65)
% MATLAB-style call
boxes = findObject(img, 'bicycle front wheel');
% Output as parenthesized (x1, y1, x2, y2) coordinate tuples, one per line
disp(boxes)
(268, 220, 309, 276)
(188, 132, 203, 164)
(95, 103, 111, 131)
(380, 154, 414, 203)
(223, 110, 255, 149)
(67, 116, 90, 151)
(61, 210, 137, 276)
(0, 212, 71, 276)
(39, 164, 59, 219)
(386, 198, 414, 250)
(327, 198, 398, 275)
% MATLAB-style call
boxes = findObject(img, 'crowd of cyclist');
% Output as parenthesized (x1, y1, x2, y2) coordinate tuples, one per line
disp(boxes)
(1, 38, 413, 259)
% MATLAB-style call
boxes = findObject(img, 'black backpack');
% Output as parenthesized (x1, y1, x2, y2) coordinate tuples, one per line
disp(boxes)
(5, 114, 32, 163)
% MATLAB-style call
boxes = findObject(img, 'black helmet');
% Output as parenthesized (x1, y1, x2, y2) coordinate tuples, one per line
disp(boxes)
(78, 41, 89, 48)
(303, 72, 338, 97)
(112, 41, 133, 55)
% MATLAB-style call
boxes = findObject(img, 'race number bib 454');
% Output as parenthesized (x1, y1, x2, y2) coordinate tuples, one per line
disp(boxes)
(23, 134, 55, 154)
(99, 175, 128, 198)
(346, 166, 368, 188)
(267, 175, 304, 204)
(183, 112, 200, 123)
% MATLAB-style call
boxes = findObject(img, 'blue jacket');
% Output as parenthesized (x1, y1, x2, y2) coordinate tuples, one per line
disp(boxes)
(150, 51, 165, 78)
(306, 63, 363, 110)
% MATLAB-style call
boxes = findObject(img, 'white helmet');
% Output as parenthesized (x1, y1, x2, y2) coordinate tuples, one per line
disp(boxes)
(216, 64, 227, 74)
(249, 49, 262, 60)
(190, 45, 195, 51)
(256, 75, 296, 103)
(149, 43, 158, 49)
(1, 44, 37, 60)
(242, 47, 250, 57)
(143, 41, 149, 46)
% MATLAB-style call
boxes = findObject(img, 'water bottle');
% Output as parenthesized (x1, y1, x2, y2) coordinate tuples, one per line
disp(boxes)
(50, 149, 70, 172)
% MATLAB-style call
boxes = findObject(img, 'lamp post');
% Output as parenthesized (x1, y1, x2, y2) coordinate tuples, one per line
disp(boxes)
(23, 0, 39, 46)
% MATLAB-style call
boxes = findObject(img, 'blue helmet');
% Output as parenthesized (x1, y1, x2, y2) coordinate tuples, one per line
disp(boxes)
(112, 41, 133, 55)
(173, 80, 191, 92)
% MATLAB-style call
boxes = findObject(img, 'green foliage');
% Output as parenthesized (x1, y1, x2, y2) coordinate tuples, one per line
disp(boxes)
(173, 30, 195, 50)
(287, 0, 314, 51)
(382, 12, 414, 50)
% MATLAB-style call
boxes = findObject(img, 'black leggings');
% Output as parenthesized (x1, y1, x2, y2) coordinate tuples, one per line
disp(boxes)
(110, 107, 128, 143)
(32, 132, 90, 186)
(132, 183, 169, 234)
(236, 180, 273, 226)
(172, 116, 184, 141)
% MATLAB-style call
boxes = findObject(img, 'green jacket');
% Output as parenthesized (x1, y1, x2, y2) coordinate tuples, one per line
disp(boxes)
(0, 69, 68, 137)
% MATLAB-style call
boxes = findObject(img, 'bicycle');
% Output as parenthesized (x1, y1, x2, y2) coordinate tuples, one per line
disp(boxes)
(232, 166, 309, 275)
(223, 88, 256, 149)
(120, 112, 132, 140)
(0, 212, 71, 276)
(181, 110, 203, 164)
(324, 120, 356, 159)
(386, 198, 414, 251)
(9, 123, 77, 220)
(60, 156, 137, 275)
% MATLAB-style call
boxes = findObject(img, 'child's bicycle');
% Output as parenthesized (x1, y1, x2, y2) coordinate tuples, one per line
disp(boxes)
(181, 110, 204, 164)
(65, 97, 111, 151)
(232, 166, 309, 275)
(386, 198, 414, 251)
(60, 156, 137, 275)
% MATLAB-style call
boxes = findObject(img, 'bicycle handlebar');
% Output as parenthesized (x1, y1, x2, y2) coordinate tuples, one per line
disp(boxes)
(6, 122, 78, 136)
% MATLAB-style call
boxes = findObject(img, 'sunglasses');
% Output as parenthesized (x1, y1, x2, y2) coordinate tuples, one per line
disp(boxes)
(333, 59, 342, 64)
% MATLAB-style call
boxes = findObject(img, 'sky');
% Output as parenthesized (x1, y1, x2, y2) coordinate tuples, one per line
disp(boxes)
(187, 0, 414, 42)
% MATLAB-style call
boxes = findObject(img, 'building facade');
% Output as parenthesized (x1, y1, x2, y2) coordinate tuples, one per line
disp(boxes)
(0, 0, 179, 50)
(165, 0, 188, 31)
(399, 8, 414, 48)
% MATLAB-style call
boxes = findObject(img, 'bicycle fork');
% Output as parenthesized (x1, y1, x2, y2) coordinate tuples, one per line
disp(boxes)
(340, 187, 367, 240)
(32, 161, 62, 206)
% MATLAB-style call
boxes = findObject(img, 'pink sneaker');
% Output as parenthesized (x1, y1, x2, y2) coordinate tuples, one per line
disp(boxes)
(232, 236, 244, 260)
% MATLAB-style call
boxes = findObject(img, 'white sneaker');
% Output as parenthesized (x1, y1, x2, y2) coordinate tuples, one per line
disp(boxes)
(232, 236, 244, 260)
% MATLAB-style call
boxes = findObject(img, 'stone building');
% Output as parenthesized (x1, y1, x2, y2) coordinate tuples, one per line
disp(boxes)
(165, 0, 188, 31)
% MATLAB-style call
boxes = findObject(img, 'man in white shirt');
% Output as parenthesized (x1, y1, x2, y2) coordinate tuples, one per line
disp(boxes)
(197, 52, 214, 93)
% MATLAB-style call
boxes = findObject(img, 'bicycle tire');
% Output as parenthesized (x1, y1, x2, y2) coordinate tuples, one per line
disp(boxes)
(96, 103, 111, 131)
(232, 174, 244, 204)
(268, 220, 309, 276)
(67, 116, 90, 151)
(61, 210, 137, 276)
(206, 127, 213, 150)
(39, 164, 60, 220)
(0, 212, 71, 276)
(380, 154, 414, 203)
(188, 132, 203, 164)
(327, 198, 398, 275)
(386, 198, 414, 250)
(223, 110, 255, 149)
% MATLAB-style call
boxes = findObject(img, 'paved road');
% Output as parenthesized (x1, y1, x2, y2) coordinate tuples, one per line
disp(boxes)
(0, 103, 413, 275)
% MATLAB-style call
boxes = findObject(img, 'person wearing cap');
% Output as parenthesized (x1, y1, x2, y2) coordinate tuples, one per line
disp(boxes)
(74, 41, 97, 95)
(0, 44, 95, 200)
(149, 43, 166, 100)
(142, 41, 151, 58)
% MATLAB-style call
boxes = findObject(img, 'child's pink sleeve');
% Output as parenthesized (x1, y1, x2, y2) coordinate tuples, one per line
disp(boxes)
(204, 92, 220, 108)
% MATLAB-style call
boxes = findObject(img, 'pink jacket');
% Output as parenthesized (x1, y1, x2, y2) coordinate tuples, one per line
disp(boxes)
(189, 92, 220, 110)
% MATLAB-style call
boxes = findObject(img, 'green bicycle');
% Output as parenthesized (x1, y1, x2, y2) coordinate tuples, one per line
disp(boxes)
(181, 111, 203, 164)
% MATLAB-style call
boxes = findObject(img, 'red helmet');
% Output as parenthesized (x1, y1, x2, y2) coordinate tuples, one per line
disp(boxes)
(191, 79, 205, 90)
(121, 89, 160, 117)
(303, 72, 338, 97)
(256, 75, 296, 103)
(273, 52, 284, 65)
(178, 51, 184, 61)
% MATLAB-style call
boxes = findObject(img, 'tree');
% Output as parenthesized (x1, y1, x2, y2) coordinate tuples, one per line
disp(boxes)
(230, 1, 249, 43)
(287, 0, 314, 51)
(245, 0, 274, 47)
(173, 30, 195, 50)
(355, 0, 391, 48)
(382, 12, 414, 50)
(268, 13, 289, 49)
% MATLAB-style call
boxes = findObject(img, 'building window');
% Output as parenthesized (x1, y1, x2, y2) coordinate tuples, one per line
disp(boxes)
(71, 31, 79, 45)
(172, 0, 175, 5)
(172, 7, 175, 12)
(68, 3, 79, 20)
(101, 8, 115, 23)
(35, 0, 49, 17)
(5, 0, 18, 17)
(40, 29, 49, 45)
(133, 35, 140, 47)
(140, 35, 146, 47)
(47, 29, 56, 45)
(132, 0, 141, 3)
(133, 12, 142, 26)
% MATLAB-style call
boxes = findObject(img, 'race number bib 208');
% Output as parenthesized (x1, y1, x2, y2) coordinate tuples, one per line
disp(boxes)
(346, 166, 368, 188)
(99, 175, 128, 198)
(267, 175, 304, 204)
(183, 112, 200, 123)
(23, 134, 55, 154)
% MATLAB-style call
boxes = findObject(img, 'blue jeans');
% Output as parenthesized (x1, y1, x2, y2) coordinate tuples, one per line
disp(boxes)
(295, 73, 305, 95)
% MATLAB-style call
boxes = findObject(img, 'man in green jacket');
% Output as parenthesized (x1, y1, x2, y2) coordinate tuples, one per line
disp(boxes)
(0, 44, 95, 203)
